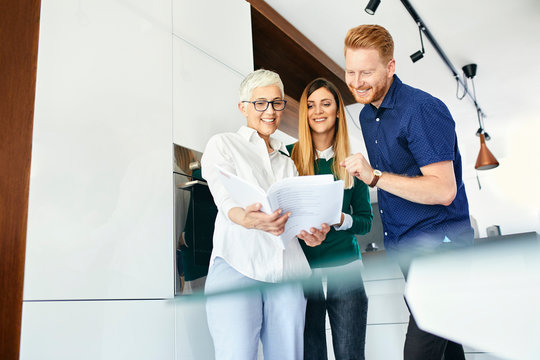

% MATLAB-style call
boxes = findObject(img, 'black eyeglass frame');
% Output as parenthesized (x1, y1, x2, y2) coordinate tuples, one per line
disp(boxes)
(241, 100, 287, 112)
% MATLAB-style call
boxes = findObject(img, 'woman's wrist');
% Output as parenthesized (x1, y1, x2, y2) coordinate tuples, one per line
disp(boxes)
(228, 207, 248, 228)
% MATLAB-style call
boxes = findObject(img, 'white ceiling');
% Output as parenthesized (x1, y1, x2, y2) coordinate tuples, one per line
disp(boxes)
(265, 0, 540, 181)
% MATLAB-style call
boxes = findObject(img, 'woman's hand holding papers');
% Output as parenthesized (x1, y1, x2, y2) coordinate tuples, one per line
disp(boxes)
(229, 203, 290, 236)
(297, 224, 330, 247)
(228, 203, 330, 245)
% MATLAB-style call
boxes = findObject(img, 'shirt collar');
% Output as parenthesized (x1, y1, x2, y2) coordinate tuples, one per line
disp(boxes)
(315, 146, 334, 161)
(238, 125, 258, 141)
(376, 74, 402, 110)
(237, 125, 288, 155)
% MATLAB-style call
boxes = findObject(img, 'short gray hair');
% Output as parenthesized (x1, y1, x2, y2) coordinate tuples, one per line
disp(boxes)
(238, 69, 284, 102)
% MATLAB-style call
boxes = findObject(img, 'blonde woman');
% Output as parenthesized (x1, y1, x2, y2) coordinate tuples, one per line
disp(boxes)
(288, 78, 373, 360)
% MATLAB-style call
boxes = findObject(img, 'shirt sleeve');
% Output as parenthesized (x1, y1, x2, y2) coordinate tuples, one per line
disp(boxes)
(348, 178, 373, 236)
(201, 135, 240, 218)
(333, 213, 353, 231)
(406, 98, 456, 168)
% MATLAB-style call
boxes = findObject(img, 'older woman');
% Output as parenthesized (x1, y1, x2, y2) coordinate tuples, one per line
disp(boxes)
(201, 69, 330, 360)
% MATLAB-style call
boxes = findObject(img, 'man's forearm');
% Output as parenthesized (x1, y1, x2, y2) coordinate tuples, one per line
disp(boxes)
(373, 171, 456, 206)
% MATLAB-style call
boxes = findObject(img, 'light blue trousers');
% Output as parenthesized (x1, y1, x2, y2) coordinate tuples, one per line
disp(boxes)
(205, 257, 306, 360)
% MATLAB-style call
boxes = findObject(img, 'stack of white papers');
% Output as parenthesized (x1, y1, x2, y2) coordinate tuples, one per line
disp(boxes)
(215, 165, 344, 248)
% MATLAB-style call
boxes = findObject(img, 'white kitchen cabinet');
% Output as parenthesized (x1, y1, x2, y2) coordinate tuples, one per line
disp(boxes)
(365, 323, 408, 360)
(24, 0, 173, 300)
(172, 36, 247, 152)
(172, 0, 253, 76)
(21, 0, 256, 359)
(20, 299, 175, 360)
(174, 296, 215, 360)
(361, 254, 409, 360)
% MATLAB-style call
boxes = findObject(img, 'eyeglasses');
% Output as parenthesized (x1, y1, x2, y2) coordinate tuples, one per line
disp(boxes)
(242, 99, 287, 112)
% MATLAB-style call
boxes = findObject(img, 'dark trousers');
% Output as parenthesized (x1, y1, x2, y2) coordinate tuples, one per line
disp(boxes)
(404, 302, 466, 360)
(400, 253, 466, 360)
(303, 262, 368, 360)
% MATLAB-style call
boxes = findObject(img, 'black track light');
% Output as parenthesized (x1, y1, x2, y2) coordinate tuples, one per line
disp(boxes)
(410, 23, 425, 63)
(410, 50, 424, 62)
(365, 0, 381, 15)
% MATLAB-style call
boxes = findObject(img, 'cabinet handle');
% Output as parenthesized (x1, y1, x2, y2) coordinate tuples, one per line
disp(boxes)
(177, 180, 207, 189)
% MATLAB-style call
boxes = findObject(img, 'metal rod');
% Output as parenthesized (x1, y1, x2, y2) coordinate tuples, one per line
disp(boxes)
(417, 24, 425, 53)
(399, 0, 484, 116)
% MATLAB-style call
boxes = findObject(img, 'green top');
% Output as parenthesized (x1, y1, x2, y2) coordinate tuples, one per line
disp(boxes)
(287, 144, 373, 268)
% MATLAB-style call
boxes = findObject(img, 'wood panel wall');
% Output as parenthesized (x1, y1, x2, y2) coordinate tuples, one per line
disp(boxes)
(0, 0, 41, 359)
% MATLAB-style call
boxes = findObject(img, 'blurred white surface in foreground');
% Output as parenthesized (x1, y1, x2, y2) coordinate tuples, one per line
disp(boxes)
(405, 234, 540, 360)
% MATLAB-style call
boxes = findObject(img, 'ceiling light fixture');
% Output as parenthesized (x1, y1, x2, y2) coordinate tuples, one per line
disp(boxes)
(364, 0, 381, 15)
(462, 63, 499, 170)
(476, 132, 499, 170)
(397, 0, 480, 107)
(368, 0, 498, 171)
(410, 23, 425, 62)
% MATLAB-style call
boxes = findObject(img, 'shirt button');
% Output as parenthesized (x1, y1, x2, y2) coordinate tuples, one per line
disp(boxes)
(375, 140, 378, 144)
(380, 209, 383, 214)
(384, 232, 388, 236)
(376, 118, 380, 122)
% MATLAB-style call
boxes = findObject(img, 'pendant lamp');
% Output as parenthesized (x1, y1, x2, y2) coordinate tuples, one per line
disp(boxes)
(475, 133, 499, 170)
(462, 64, 499, 170)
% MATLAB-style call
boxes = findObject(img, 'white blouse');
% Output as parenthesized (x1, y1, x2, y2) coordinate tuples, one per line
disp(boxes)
(201, 126, 311, 283)
(315, 146, 353, 231)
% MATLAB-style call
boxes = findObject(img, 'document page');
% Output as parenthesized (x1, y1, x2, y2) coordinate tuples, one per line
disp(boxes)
(215, 165, 343, 248)
(215, 165, 271, 212)
(268, 179, 343, 244)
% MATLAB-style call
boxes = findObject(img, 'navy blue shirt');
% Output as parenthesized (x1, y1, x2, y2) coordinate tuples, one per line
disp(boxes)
(360, 75, 473, 252)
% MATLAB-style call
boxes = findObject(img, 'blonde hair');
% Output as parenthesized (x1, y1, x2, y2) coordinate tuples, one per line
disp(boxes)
(291, 78, 354, 189)
(344, 24, 394, 63)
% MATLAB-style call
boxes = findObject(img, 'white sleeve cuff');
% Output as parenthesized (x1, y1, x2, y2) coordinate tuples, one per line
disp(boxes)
(333, 213, 353, 231)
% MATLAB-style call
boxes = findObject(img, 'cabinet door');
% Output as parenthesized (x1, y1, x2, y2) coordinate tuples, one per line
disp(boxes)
(172, 0, 253, 75)
(172, 37, 246, 152)
(175, 297, 215, 360)
(365, 323, 408, 360)
(20, 300, 175, 360)
(24, 0, 173, 300)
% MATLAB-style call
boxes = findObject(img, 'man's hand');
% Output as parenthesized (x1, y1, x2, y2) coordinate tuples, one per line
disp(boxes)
(343, 154, 458, 206)
(228, 203, 290, 236)
(297, 223, 330, 247)
(340, 153, 374, 186)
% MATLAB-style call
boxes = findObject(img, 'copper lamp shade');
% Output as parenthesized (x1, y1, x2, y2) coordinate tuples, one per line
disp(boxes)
(475, 133, 499, 170)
